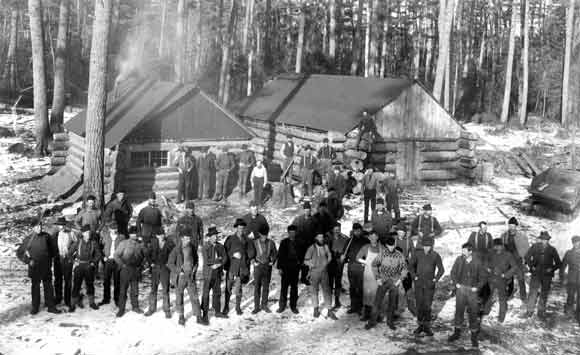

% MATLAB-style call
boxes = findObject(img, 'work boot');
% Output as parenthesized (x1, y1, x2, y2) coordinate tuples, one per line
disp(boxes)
(413, 326, 424, 336)
(333, 297, 341, 310)
(327, 309, 338, 320)
(98, 299, 110, 307)
(387, 320, 397, 330)
(144, 309, 155, 317)
(88, 296, 99, 310)
(133, 308, 144, 314)
(215, 311, 228, 318)
(222, 304, 230, 316)
(178, 315, 186, 326)
(364, 320, 377, 330)
(251, 308, 261, 315)
(291, 307, 299, 314)
(262, 306, 272, 313)
(313, 307, 320, 318)
(277, 306, 286, 313)
(471, 331, 479, 348)
(47, 307, 62, 314)
(347, 307, 360, 315)
(423, 325, 434, 337)
(30, 308, 39, 315)
(76, 296, 84, 309)
(116, 309, 125, 318)
(360, 306, 371, 322)
(197, 315, 209, 326)
(235, 296, 243, 315)
(448, 328, 461, 342)
(164, 311, 171, 319)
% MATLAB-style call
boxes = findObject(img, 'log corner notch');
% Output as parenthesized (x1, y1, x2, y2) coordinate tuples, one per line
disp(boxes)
(50, 131, 70, 168)
(457, 130, 479, 181)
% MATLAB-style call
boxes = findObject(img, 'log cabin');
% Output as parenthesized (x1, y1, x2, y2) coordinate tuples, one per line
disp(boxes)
(232, 73, 477, 185)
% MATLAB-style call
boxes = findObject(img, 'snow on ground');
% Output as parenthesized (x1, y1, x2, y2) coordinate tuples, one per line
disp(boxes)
(1, 119, 580, 354)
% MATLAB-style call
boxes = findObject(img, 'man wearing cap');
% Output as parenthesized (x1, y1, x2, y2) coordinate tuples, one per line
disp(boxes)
(408, 237, 444, 336)
(382, 171, 401, 220)
(201, 225, 228, 321)
(448, 243, 487, 347)
(197, 147, 215, 200)
(300, 146, 317, 198)
(75, 195, 103, 234)
(411, 204, 442, 242)
(524, 231, 561, 319)
(482, 239, 517, 323)
(277, 225, 302, 313)
(114, 227, 146, 317)
(317, 138, 336, 180)
(238, 144, 256, 197)
(560, 236, 580, 322)
(280, 135, 295, 176)
(145, 230, 175, 318)
(213, 147, 235, 202)
(53, 217, 76, 308)
(292, 201, 317, 284)
(16, 221, 62, 315)
(242, 201, 269, 239)
(305, 233, 338, 320)
(174, 146, 194, 203)
(136, 192, 163, 251)
(467, 221, 494, 259)
(343, 223, 370, 315)
(176, 200, 204, 247)
(500, 217, 529, 300)
(167, 229, 206, 325)
(104, 191, 133, 237)
(326, 222, 349, 309)
(371, 198, 393, 244)
(312, 200, 335, 236)
(99, 221, 124, 307)
(250, 224, 278, 314)
(365, 235, 407, 330)
(223, 218, 254, 315)
(250, 159, 268, 206)
(362, 168, 381, 223)
(70, 225, 102, 312)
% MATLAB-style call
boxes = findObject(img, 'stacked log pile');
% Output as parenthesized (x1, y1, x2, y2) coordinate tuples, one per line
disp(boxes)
(123, 167, 180, 202)
(50, 132, 70, 169)
(457, 131, 479, 180)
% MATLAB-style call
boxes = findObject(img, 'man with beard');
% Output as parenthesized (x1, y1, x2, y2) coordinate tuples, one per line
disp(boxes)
(53, 217, 76, 308)
(277, 225, 301, 314)
(371, 198, 393, 244)
(243, 201, 269, 239)
(75, 195, 102, 234)
(176, 201, 204, 247)
(411, 204, 442, 242)
(326, 222, 349, 309)
(250, 224, 278, 314)
(501, 217, 529, 300)
(145, 230, 175, 318)
(343, 223, 369, 315)
(223, 218, 254, 315)
(305, 233, 338, 320)
(292, 201, 317, 285)
(483, 239, 517, 323)
(300, 146, 317, 198)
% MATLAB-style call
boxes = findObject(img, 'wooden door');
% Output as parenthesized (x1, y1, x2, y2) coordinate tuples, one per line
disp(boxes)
(396, 141, 420, 185)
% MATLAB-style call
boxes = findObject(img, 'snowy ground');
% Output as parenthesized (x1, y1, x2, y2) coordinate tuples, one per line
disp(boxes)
(1, 119, 580, 355)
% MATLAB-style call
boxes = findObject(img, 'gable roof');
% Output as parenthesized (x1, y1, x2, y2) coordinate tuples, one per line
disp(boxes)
(65, 80, 254, 147)
(234, 73, 413, 133)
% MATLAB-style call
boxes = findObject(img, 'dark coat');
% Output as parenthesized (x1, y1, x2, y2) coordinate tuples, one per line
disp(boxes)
(486, 250, 517, 281)
(409, 249, 445, 287)
(72, 238, 102, 265)
(224, 233, 254, 281)
(277, 237, 301, 270)
(312, 208, 335, 235)
(344, 233, 370, 264)
(325, 191, 344, 221)
(450, 255, 487, 290)
(105, 198, 133, 225)
(101, 231, 125, 259)
(242, 213, 269, 239)
(167, 242, 198, 285)
(371, 210, 393, 241)
(525, 242, 561, 278)
(176, 214, 204, 245)
(251, 238, 277, 266)
(114, 238, 145, 280)
(327, 232, 349, 261)
(16, 232, 54, 280)
(136, 205, 163, 239)
(395, 237, 420, 261)
(411, 214, 443, 238)
(292, 214, 317, 254)
(560, 248, 580, 285)
(149, 237, 175, 267)
(467, 231, 493, 255)
(197, 153, 215, 174)
(202, 241, 228, 278)
(74, 208, 102, 232)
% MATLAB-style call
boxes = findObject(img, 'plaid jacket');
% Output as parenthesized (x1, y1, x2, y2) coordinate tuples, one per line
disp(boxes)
(372, 247, 407, 283)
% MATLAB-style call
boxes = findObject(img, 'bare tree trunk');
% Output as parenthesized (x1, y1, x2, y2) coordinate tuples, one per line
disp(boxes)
(380, 11, 389, 78)
(50, 0, 69, 133)
(329, 0, 337, 62)
(158, 0, 168, 57)
(364, 0, 372, 77)
(1, 7, 19, 95)
(295, 6, 305, 74)
(369, 0, 380, 77)
(263, 0, 272, 74)
(350, 0, 364, 75)
(194, 0, 204, 77)
(242, 0, 252, 53)
(84, 0, 112, 206)
(219, 0, 237, 104)
(562, 0, 575, 127)
(500, 0, 519, 124)
(519, 0, 529, 126)
(444, 48, 450, 110)
(433, 0, 456, 102)
(424, 27, 433, 82)
(28, 0, 50, 156)
(247, 49, 253, 96)
(175, 0, 186, 83)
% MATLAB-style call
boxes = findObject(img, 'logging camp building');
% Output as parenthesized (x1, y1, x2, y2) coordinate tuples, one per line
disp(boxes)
(45, 79, 255, 202)
(233, 73, 477, 185)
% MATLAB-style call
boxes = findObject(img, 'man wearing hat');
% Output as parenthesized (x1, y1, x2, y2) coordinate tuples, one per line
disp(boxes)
(500, 217, 529, 300)
(104, 191, 133, 237)
(524, 231, 561, 319)
(250, 224, 278, 314)
(197, 147, 215, 200)
(213, 147, 235, 202)
(326, 222, 349, 309)
(99, 221, 124, 307)
(75, 195, 103, 234)
(223, 218, 254, 315)
(277, 225, 302, 313)
(304, 233, 338, 320)
(173, 146, 194, 203)
(16, 220, 62, 315)
(300, 145, 317, 198)
(411, 204, 442, 242)
(292, 201, 317, 285)
(371, 197, 393, 244)
(448, 242, 487, 347)
(70, 225, 102, 312)
(201, 225, 228, 321)
(176, 200, 204, 247)
(317, 137, 336, 180)
(114, 226, 146, 317)
(560, 236, 580, 322)
(364, 235, 407, 330)
(250, 159, 268, 206)
(280, 135, 295, 176)
(53, 217, 76, 308)
(237, 144, 256, 198)
(242, 201, 269, 239)
(483, 239, 517, 323)
(408, 236, 444, 336)
(343, 222, 369, 315)
(136, 192, 163, 252)
(145, 229, 175, 318)
(467, 221, 494, 259)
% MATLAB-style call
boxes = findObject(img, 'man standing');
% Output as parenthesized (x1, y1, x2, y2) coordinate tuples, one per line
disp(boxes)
(325, 187, 344, 223)
(317, 138, 336, 179)
(114, 229, 146, 317)
(250, 159, 268, 206)
(327, 165, 347, 201)
(145, 230, 175, 318)
(382, 171, 401, 220)
(501, 217, 529, 300)
(411, 204, 443, 242)
(280, 135, 295, 176)
(75, 195, 102, 234)
(16, 221, 62, 315)
(201, 225, 228, 321)
(167, 230, 206, 326)
(238, 144, 256, 197)
(104, 191, 132, 237)
(483, 239, 517, 323)
(197, 148, 215, 200)
(560, 236, 580, 323)
(327, 222, 349, 309)
(99, 221, 123, 307)
(136, 192, 163, 251)
(277, 225, 301, 314)
(371, 198, 393, 244)
(174, 146, 193, 203)
(292, 201, 317, 284)
(70, 225, 101, 312)
(408, 237, 444, 336)
(467, 221, 494, 258)
(305, 233, 338, 320)
(362, 168, 381, 223)
(54, 217, 76, 308)
(364, 236, 407, 330)
(251, 225, 278, 314)
(223, 218, 254, 315)
(242, 201, 269, 239)
(300, 146, 317, 198)
(344, 223, 370, 315)
(448, 243, 487, 348)
(213, 147, 234, 202)
(524, 231, 561, 319)
(176, 201, 204, 247)
(395, 223, 419, 316)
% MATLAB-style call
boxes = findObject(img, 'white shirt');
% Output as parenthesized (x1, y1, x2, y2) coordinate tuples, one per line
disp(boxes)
(251, 166, 268, 185)
(58, 231, 74, 258)
(108, 233, 118, 259)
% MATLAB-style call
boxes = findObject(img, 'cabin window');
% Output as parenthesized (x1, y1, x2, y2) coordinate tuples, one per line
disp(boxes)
(130, 151, 168, 168)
